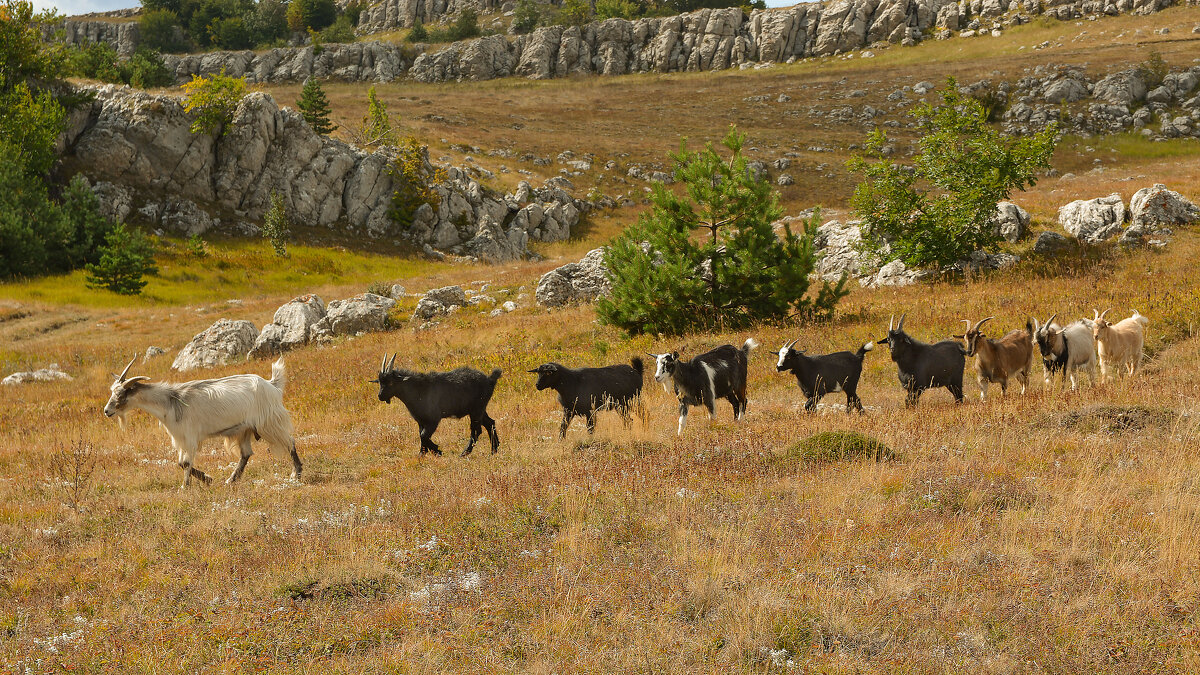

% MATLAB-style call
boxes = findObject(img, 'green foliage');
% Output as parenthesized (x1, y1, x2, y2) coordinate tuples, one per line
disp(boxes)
(0, 146, 66, 278)
(387, 136, 444, 228)
(181, 70, 248, 136)
(297, 78, 337, 135)
(287, 0, 337, 32)
(185, 233, 209, 258)
(127, 49, 174, 89)
(58, 175, 117, 269)
(0, 78, 67, 177)
(597, 127, 848, 336)
(1138, 51, 1168, 90)
(780, 431, 896, 464)
(1, 0, 69, 85)
(660, 0, 752, 13)
(595, 0, 640, 19)
(428, 7, 480, 41)
(262, 192, 291, 257)
(319, 14, 356, 43)
(848, 78, 1058, 269)
(511, 0, 541, 33)
(554, 0, 592, 26)
(353, 85, 395, 148)
(208, 15, 253, 49)
(67, 42, 124, 82)
(85, 223, 157, 295)
(406, 20, 429, 41)
(243, 0, 289, 46)
(138, 8, 190, 52)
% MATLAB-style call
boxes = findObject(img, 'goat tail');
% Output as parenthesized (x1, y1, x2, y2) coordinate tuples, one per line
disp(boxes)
(742, 338, 760, 356)
(1132, 309, 1149, 327)
(270, 357, 287, 393)
(857, 341, 875, 357)
(1026, 318, 1035, 336)
(489, 368, 503, 382)
(630, 356, 645, 375)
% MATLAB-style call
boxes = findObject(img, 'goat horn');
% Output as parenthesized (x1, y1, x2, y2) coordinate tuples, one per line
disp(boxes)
(1046, 313, 1057, 327)
(889, 314, 894, 331)
(1099, 308, 1112, 321)
(897, 313, 906, 332)
(973, 316, 994, 333)
(117, 356, 136, 382)
(388, 353, 398, 371)
(380, 353, 388, 373)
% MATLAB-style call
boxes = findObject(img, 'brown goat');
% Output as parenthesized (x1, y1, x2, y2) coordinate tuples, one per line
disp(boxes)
(1092, 308, 1149, 382)
(953, 316, 1035, 400)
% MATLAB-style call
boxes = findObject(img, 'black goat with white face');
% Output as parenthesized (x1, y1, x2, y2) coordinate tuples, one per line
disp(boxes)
(775, 339, 874, 413)
(877, 314, 965, 407)
(651, 339, 757, 435)
(528, 357, 644, 437)
(372, 354, 501, 456)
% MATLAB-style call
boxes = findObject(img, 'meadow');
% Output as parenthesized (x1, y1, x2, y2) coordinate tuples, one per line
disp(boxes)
(4, 7, 1200, 671)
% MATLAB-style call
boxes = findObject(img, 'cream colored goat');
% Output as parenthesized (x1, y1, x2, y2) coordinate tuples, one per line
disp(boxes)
(1091, 309, 1149, 382)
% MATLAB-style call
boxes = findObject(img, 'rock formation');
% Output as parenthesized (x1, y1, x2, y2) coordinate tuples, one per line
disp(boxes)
(535, 248, 611, 307)
(1058, 194, 1127, 244)
(172, 318, 259, 372)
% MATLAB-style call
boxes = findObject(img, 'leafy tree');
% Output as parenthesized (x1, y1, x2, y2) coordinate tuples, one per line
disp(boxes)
(848, 77, 1058, 269)
(407, 20, 428, 41)
(596, 0, 641, 20)
(181, 70, 248, 136)
(85, 223, 157, 295)
(352, 85, 395, 148)
(139, 8, 190, 52)
(387, 135, 444, 228)
(208, 15, 253, 49)
(287, 0, 337, 32)
(261, 192, 291, 257)
(554, 0, 591, 26)
(597, 127, 847, 335)
(127, 48, 174, 88)
(243, 0, 289, 46)
(318, 14, 356, 43)
(1, 0, 68, 86)
(67, 42, 124, 82)
(511, 0, 540, 33)
(297, 77, 337, 135)
(0, 77, 67, 177)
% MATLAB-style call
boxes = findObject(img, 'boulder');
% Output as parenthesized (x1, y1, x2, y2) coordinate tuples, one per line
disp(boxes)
(315, 293, 396, 336)
(811, 219, 866, 282)
(2, 364, 72, 385)
(459, 216, 529, 263)
(143, 346, 166, 362)
(1033, 230, 1071, 253)
(1043, 77, 1090, 103)
(1129, 184, 1199, 229)
(1058, 194, 1126, 244)
(995, 201, 1029, 243)
(172, 319, 259, 372)
(862, 260, 930, 288)
(414, 286, 467, 320)
(535, 248, 612, 307)
(1091, 70, 1147, 107)
(91, 180, 133, 224)
(955, 250, 1020, 273)
(248, 294, 326, 358)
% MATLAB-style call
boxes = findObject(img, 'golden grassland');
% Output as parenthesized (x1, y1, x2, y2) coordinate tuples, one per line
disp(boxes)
(6, 11, 1200, 670)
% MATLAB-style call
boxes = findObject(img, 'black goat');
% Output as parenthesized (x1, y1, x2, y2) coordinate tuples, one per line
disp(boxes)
(775, 339, 874, 413)
(528, 357, 644, 437)
(372, 353, 501, 456)
(877, 314, 965, 407)
(651, 339, 758, 435)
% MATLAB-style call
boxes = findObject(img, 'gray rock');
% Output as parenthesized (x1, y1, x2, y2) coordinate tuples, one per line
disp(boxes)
(160, 199, 218, 236)
(90, 180, 133, 224)
(995, 201, 1030, 242)
(1058, 194, 1126, 244)
(248, 294, 326, 358)
(956, 250, 1020, 273)
(776, 173, 795, 186)
(414, 285, 468, 320)
(1129, 183, 1199, 229)
(1092, 70, 1147, 107)
(1033, 230, 1071, 253)
(535, 247, 612, 307)
(143, 346, 167, 362)
(1146, 85, 1173, 104)
(172, 319, 259, 372)
(459, 216, 529, 263)
(389, 284, 407, 300)
(811, 219, 867, 282)
(864, 260, 930, 288)
(2, 364, 72, 385)
(1044, 77, 1090, 103)
(315, 293, 396, 336)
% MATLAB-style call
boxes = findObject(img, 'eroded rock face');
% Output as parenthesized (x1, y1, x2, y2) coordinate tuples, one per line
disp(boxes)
(1059, 194, 1127, 244)
(535, 248, 612, 307)
(995, 201, 1030, 243)
(315, 293, 396, 336)
(811, 219, 867, 282)
(414, 285, 468, 320)
(161, 42, 413, 85)
(172, 319, 259, 372)
(1129, 184, 1199, 229)
(248, 294, 326, 359)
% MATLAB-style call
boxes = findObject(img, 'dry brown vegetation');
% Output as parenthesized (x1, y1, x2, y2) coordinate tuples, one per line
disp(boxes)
(6, 7, 1200, 671)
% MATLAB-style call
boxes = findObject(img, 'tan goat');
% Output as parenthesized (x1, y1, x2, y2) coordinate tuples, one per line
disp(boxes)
(953, 316, 1035, 400)
(1092, 309, 1149, 382)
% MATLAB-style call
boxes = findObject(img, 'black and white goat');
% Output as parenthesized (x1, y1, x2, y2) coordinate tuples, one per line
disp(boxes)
(528, 358, 644, 437)
(878, 314, 966, 407)
(372, 354, 501, 456)
(775, 339, 874, 413)
(650, 339, 757, 435)
(103, 356, 302, 488)
(1032, 313, 1097, 389)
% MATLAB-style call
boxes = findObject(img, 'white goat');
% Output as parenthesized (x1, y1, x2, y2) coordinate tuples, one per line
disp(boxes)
(1032, 314, 1097, 390)
(1092, 308, 1149, 382)
(103, 357, 302, 488)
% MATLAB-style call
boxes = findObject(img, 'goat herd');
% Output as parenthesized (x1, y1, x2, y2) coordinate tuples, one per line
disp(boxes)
(101, 309, 1149, 490)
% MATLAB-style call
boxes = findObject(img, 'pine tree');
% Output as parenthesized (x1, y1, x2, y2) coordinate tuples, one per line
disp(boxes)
(597, 126, 848, 336)
(84, 223, 157, 295)
(297, 78, 337, 135)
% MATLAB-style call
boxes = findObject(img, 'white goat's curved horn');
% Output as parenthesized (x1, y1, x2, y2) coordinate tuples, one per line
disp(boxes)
(117, 356, 136, 382)
(1046, 313, 1057, 328)
(962, 319, 973, 330)
(897, 313, 906, 332)
(973, 316, 994, 333)
(1099, 308, 1112, 322)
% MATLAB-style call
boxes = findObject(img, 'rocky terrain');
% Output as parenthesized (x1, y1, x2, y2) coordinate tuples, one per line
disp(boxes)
(60, 85, 592, 262)
(161, 42, 415, 85)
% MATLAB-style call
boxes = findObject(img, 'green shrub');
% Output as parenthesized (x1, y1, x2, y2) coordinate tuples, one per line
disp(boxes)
(779, 431, 895, 464)
(428, 7, 480, 41)
(1138, 51, 1168, 90)
(352, 85, 395, 148)
(68, 42, 124, 83)
(511, 0, 541, 33)
(0, 79, 67, 179)
(554, 0, 592, 26)
(387, 136, 444, 228)
(208, 15, 253, 49)
(596, 126, 847, 335)
(319, 14, 356, 43)
(85, 223, 157, 295)
(287, 0, 337, 32)
(127, 49, 174, 89)
(406, 20, 429, 41)
(139, 8, 190, 53)
(181, 70, 248, 136)
(185, 233, 209, 258)
(848, 77, 1058, 269)
(261, 192, 291, 257)
(595, 0, 640, 19)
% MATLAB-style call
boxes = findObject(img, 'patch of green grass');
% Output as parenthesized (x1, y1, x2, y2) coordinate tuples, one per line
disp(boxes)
(1068, 133, 1200, 161)
(778, 431, 895, 464)
(0, 238, 453, 308)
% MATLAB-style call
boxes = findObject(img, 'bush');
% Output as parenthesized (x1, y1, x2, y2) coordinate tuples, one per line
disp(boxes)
(350, 85, 394, 148)
(1138, 51, 1168, 90)
(779, 431, 895, 464)
(262, 192, 291, 257)
(181, 70, 248, 136)
(387, 135, 444, 228)
(185, 233, 209, 258)
(244, 0, 289, 46)
(554, 0, 592, 26)
(511, 0, 541, 33)
(287, 0, 337, 32)
(208, 15, 253, 49)
(406, 20, 429, 41)
(127, 49, 174, 89)
(85, 223, 157, 295)
(68, 42, 124, 83)
(428, 7, 480, 41)
(297, 78, 336, 135)
(596, 126, 848, 335)
(139, 8, 190, 52)
(0, 80, 67, 178)
(595, 0, 640, 19)
(848, 77, 1058, 269)
(319, 14, 356, 43)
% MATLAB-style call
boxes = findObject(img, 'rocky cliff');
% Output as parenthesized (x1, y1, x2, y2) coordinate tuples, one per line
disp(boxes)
(161, 42, 414, 84)
(60, 85, 591, 262)
(43, 19, 142, 57)
(357, 0, 506, 33)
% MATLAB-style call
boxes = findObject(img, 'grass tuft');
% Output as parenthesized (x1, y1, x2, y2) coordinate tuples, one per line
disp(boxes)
(778, 431, 895, 464)
(1057, 404, 1178, 434)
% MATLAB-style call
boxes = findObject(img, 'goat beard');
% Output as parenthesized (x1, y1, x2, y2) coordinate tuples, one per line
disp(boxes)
(113, 411, 128, 430)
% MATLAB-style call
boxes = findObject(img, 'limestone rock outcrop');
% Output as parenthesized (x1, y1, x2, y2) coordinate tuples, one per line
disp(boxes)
(172, 319, 258, 372)
(1058, 194, 1127, 244)
(535, 248, 612, 307)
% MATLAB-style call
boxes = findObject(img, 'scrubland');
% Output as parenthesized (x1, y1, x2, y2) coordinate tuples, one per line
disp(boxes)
(6, 7, 1200, 672)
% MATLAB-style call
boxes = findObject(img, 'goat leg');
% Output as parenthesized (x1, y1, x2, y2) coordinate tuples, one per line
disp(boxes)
(463, 420, 482, 457)
(559, 410, 573, 439)
(484, 415, 500, 454)
(226, 435, 253, 485)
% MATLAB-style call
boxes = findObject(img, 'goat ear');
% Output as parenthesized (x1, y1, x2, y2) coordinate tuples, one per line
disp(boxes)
(671, 351, 679, 359)
(952, 334, 964, 339)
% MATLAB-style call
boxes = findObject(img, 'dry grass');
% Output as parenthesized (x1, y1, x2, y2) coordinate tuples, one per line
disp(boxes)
(5, 9, 1200, 670)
